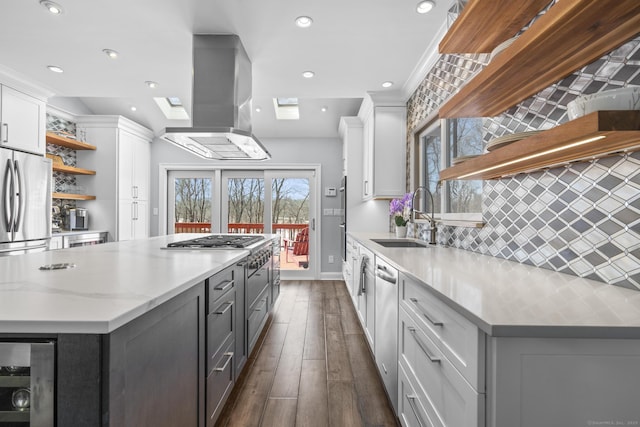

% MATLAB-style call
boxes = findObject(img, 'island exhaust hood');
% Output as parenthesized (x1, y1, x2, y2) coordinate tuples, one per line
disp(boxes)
(160, 34, 271, 160)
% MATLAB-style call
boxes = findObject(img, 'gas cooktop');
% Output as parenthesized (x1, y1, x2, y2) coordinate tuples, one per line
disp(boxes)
(166, 234, 265, 249)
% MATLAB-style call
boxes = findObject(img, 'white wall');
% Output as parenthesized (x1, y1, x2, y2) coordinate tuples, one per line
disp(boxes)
(149, 136, 344, 275)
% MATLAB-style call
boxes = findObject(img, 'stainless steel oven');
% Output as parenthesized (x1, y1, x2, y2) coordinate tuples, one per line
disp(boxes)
(0, 341, 55, 426)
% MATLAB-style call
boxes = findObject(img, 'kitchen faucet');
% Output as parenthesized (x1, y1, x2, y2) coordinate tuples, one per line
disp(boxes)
(411, 186, 437, 245)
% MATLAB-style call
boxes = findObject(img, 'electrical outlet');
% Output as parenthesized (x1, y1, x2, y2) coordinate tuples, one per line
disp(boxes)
(328, 255, 334, 263)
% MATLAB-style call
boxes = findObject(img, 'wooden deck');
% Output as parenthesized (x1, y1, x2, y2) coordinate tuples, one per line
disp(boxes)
(215, 280, 399, 427)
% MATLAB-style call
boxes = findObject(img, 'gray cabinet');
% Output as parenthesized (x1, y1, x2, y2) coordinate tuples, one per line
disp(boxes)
(206, 267, 237, 426)
(105, 282, 205, 427)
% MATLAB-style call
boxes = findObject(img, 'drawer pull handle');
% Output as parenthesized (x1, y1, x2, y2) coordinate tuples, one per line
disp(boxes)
(408, 326, 441, 363)
(406, 395, 427, 427)
(215, 301, 233, 315)
(409, 297, 443, 326)
(214, 279, 234, 292)
(214, 352, 234, 372)
(254, 298, 267, 312)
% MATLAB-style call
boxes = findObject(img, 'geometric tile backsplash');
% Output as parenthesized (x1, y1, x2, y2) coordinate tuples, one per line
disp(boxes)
(406, 4, 640, 290)
(46, 113, 78, 210)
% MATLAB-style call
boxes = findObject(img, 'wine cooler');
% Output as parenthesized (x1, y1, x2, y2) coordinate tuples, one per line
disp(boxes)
(0, 342, 54, 426)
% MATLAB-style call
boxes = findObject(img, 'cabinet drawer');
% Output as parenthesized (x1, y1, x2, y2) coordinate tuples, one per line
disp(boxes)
(206, 342, 234, 427)
(207, 294, 235, 376)
(399, 309, 484, 427)
(399, 363, 437, 427)
(247, 267, 269, 309)
(207, 268, 235, 313)
(401, 275, 484, 390)
(247, 287, 269, 353)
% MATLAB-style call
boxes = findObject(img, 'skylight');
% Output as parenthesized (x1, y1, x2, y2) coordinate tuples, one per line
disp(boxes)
(154, 97, 190, 120)
(273, 98, 300, 120)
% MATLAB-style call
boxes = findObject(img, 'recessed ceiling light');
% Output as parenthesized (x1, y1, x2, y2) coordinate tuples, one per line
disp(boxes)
(295, 16, 313, 28)
(321, 106, 328, 112)
(302, 71, 315, 78)
(40, 0, 63, 14)
(47, 65, 64, 73)
(145, 81, 159, 89)
(102, 49, 119, 59)
(416, 0, 435, 14)
(382, 81, 394, 88)
(130, 106, 137, 112)
(255, 107, 262, 113)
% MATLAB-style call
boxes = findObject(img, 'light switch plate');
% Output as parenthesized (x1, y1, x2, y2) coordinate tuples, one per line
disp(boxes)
(325, 187, 337, 197)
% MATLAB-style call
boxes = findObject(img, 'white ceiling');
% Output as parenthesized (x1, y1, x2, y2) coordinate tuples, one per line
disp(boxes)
(1, 0, 449, 138)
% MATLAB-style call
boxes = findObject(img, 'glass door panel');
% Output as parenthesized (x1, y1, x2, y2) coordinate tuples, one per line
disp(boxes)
(168, 171, 214, 234)
(222, 172, 265, 234)
(271, 176, 311, 272)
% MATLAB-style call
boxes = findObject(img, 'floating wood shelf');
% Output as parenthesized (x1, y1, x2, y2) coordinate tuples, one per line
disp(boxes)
(438, 0, 550, 54)
(52, 164, 96, 175)
(46, 132, 96, 150)
(439, 0, 640, 118)
(439, 111, 640, 181)
(52, 193, 96, 201)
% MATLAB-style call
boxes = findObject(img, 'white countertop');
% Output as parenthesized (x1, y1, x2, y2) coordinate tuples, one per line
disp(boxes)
(0, 234, 273, 334)
(351, 232, 640, 338)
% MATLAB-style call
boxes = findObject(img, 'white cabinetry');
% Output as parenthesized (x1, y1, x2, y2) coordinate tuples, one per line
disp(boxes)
(487, 337, 640, 427)
(357, 94, 406, 200)
(355, 243, 375, 349)
(0, 85, 45, 155)
(117, 130, 150, 240)
(76, 116, 152, 241)
(399, 274, 485, 427)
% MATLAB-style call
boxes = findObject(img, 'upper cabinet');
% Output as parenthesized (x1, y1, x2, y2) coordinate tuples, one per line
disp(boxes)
(0, 85, 46, 155)
(76, 116, 153, 241)
(358, 94, 407, 200)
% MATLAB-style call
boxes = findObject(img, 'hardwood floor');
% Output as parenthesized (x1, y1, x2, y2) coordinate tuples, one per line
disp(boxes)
(216, 280, 399, 427)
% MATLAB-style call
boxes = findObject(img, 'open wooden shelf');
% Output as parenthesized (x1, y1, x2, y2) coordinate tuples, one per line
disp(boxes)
(439, 111, 640, 181)
(52, 192, 96, 201)
(52, 164, 96, 175)
(46, 132, 96, 150)
(439, 0, 640, 118)
(438, 0, 550, 54)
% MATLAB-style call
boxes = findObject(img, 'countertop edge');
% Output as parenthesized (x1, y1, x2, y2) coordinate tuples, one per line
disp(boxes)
(349, 232, 640, 339)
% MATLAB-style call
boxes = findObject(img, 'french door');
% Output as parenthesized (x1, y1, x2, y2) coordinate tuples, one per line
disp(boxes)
(166, 168, 317, 279)
(221, 170, 316, 279)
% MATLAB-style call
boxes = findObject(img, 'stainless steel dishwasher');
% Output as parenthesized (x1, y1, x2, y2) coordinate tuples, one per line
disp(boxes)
(374, 256, 399, 414)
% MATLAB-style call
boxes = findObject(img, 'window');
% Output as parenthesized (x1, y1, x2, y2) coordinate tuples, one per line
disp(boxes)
(416, 117, 483, 222)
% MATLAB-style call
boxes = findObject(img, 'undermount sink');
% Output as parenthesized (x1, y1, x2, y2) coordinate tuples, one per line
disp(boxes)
(371, 239, 431, 248)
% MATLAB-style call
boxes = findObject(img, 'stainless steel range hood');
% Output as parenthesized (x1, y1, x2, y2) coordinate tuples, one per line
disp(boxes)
(161, 35, 271, 160)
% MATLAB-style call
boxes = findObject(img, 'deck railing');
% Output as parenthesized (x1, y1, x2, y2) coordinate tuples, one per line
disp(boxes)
(174, 222, 308, 244)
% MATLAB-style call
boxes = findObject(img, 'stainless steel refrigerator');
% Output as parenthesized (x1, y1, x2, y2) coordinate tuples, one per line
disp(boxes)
(1, 147, 51, 256)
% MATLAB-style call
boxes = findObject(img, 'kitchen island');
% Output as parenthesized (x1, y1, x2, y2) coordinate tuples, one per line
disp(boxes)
(347, 232, 640, 427)
(0, 234, 276, 427)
